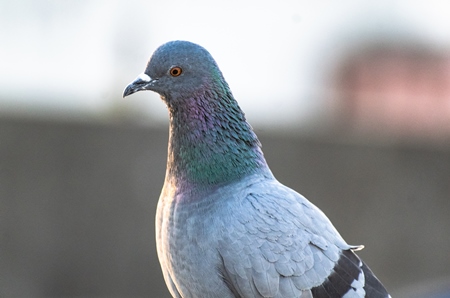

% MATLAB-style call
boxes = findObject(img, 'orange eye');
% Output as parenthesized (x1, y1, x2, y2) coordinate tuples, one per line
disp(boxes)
(170, 66, 182, 77)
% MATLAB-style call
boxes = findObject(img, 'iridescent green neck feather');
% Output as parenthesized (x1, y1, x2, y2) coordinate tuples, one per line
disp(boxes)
(165, 79, 268, 187)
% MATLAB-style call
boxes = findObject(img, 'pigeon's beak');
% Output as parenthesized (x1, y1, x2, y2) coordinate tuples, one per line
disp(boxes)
(123, 73, 156, 98)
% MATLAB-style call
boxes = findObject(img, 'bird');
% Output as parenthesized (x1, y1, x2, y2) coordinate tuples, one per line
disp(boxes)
(123, 40, 390, 298)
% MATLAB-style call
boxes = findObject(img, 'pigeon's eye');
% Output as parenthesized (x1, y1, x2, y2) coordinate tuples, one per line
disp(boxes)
(169, 66, 182, 77)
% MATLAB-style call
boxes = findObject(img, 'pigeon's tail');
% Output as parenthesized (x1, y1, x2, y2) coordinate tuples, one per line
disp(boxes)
(311, 250, 390, 298)
(361, 260, 391, 298)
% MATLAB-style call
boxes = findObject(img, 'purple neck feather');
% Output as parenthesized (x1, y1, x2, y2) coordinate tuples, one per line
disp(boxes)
(164, 83, 269, 188)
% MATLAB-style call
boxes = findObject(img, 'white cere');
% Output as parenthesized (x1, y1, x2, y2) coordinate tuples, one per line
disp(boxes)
(137, 73, 151, 82)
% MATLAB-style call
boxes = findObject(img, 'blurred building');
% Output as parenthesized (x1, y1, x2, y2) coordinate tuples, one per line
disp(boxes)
(330, 42, 450, 141)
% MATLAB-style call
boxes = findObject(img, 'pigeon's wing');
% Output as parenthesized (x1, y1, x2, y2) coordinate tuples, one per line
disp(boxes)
(217, 179, 388, 298)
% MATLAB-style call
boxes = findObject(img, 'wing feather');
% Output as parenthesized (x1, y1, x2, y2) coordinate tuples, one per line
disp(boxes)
(218, 178, 354, 297)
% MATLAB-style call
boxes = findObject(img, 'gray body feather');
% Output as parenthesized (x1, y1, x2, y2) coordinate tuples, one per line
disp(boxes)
(156, 172, 371, 298)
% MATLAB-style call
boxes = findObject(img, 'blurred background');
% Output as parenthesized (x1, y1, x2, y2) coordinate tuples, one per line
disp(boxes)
(1, 0, 450, 297)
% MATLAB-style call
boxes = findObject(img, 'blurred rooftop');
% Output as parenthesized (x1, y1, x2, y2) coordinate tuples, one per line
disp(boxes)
(329, 40, 450, 141)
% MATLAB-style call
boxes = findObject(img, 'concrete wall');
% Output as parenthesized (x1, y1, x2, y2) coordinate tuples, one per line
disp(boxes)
(1, 117, 449, 297)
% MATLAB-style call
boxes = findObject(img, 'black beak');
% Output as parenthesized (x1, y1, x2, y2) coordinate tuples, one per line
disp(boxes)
(123, 73, 155, 98)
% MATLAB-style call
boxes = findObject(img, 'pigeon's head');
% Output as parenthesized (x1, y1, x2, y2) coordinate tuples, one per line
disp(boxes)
(123, 40, 226, 103)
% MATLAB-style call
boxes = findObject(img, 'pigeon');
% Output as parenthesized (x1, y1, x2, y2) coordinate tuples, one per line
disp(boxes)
(123, 40, 390, 298)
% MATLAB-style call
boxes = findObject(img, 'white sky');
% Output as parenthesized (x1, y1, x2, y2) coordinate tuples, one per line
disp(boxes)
(1, 0, 450, 128)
